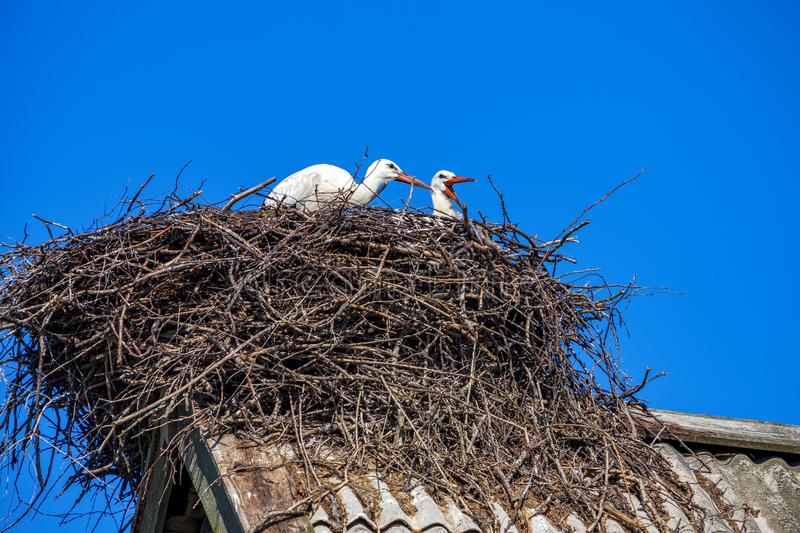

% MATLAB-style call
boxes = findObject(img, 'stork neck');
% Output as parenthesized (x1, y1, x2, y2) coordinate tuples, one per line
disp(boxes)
(350, 173, 388, 205)
(432, 190, 460, 218)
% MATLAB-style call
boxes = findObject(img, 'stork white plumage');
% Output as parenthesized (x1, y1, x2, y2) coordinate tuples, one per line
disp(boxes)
(430, 170, 475, 218)
(264, 159, 429, 212)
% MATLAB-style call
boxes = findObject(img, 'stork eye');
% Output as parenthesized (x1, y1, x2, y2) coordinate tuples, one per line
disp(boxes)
(388, 163, 396, 169)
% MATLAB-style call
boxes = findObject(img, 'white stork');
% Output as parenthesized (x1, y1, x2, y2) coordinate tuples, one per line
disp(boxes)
(263, 159, 429, 212)
(430, 170, 475, 218)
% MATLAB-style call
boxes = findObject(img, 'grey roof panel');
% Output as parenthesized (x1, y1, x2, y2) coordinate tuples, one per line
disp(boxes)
(706, 454, 800, 533)
(490, 503, 517, 533)
(337, 485, 377, 532)
(441, 497, 481, 533)
(300, 445, 800, 533)
(310, 504, 331, 528)
(526, 513, 559, 533)
(620, 492, 659, 533)
(372, 476, 412, 531)
(602, 520, 626, 533)
(563, 514, 587, 533)
(657, 444, 734, 532)
(186, 414, 800, 533)
(410, 484, 451, 531)
(653, 483, 697, 533)
(684, 453, 764, 533)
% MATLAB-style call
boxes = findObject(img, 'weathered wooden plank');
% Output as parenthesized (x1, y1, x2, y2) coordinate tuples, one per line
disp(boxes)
(135, 415, 248, 533)
(206, 436, 308, 533)
(642, 409, 800, 455)
(136, 449, 173, 533)
(136, 414, 182, 533)
(180, 429, 248, 533)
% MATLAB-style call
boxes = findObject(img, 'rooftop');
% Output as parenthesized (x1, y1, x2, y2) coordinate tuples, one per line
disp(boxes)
(137, 409, 800, 533)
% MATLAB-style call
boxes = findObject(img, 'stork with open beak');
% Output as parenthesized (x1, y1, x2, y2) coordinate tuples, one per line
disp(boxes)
(264, 159, 430, 212)
(430, 170, 475, 218)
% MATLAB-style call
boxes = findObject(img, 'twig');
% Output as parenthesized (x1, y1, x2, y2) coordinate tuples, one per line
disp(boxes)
(119, 174, 154, 222)
(351, 146, 370, 179)
(223, 177, 277, 210)
(554, 168, 645, 243)
(31, 214, 72, 239)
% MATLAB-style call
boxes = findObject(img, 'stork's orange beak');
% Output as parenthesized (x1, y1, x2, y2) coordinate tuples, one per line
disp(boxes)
(396, 172, 431, 190)
(444, 176, 474, 204)
(446, 176, 475, 185)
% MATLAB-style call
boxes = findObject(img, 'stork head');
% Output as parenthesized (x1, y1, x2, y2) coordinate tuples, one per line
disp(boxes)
(365, 159, 430, 189)
(431, 170, 475, 206)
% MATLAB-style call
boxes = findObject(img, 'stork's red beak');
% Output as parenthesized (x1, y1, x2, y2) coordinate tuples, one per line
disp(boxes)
(395, 172, 432, 190)
(444, 176, 475, 204)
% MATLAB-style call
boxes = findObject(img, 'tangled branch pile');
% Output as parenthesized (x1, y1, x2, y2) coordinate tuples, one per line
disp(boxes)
(0, 196, 701, 530)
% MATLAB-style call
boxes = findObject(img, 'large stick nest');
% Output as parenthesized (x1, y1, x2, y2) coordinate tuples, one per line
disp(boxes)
(0, 194, 702, 530)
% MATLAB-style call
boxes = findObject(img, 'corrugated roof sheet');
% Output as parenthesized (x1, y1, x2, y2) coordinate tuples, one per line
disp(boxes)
(297, 445, 800, 533)
(197, 437, 798, 533)
(684, 450, 800, 532)
(138, 411, 800, 533)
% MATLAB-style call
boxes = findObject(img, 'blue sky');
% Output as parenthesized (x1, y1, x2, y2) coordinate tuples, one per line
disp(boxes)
(1, 1, 799, 530)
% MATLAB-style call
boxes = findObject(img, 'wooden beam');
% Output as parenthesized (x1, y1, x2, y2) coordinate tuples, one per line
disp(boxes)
(641, 409, 800, 455)
(136, 416, 250, 533)
(204, 435, 308, 533)
(135, 416, 180, 533)
(136, 449, 173, 533)
(179, 428, 247, 533)
(178, 429, 308, 533)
